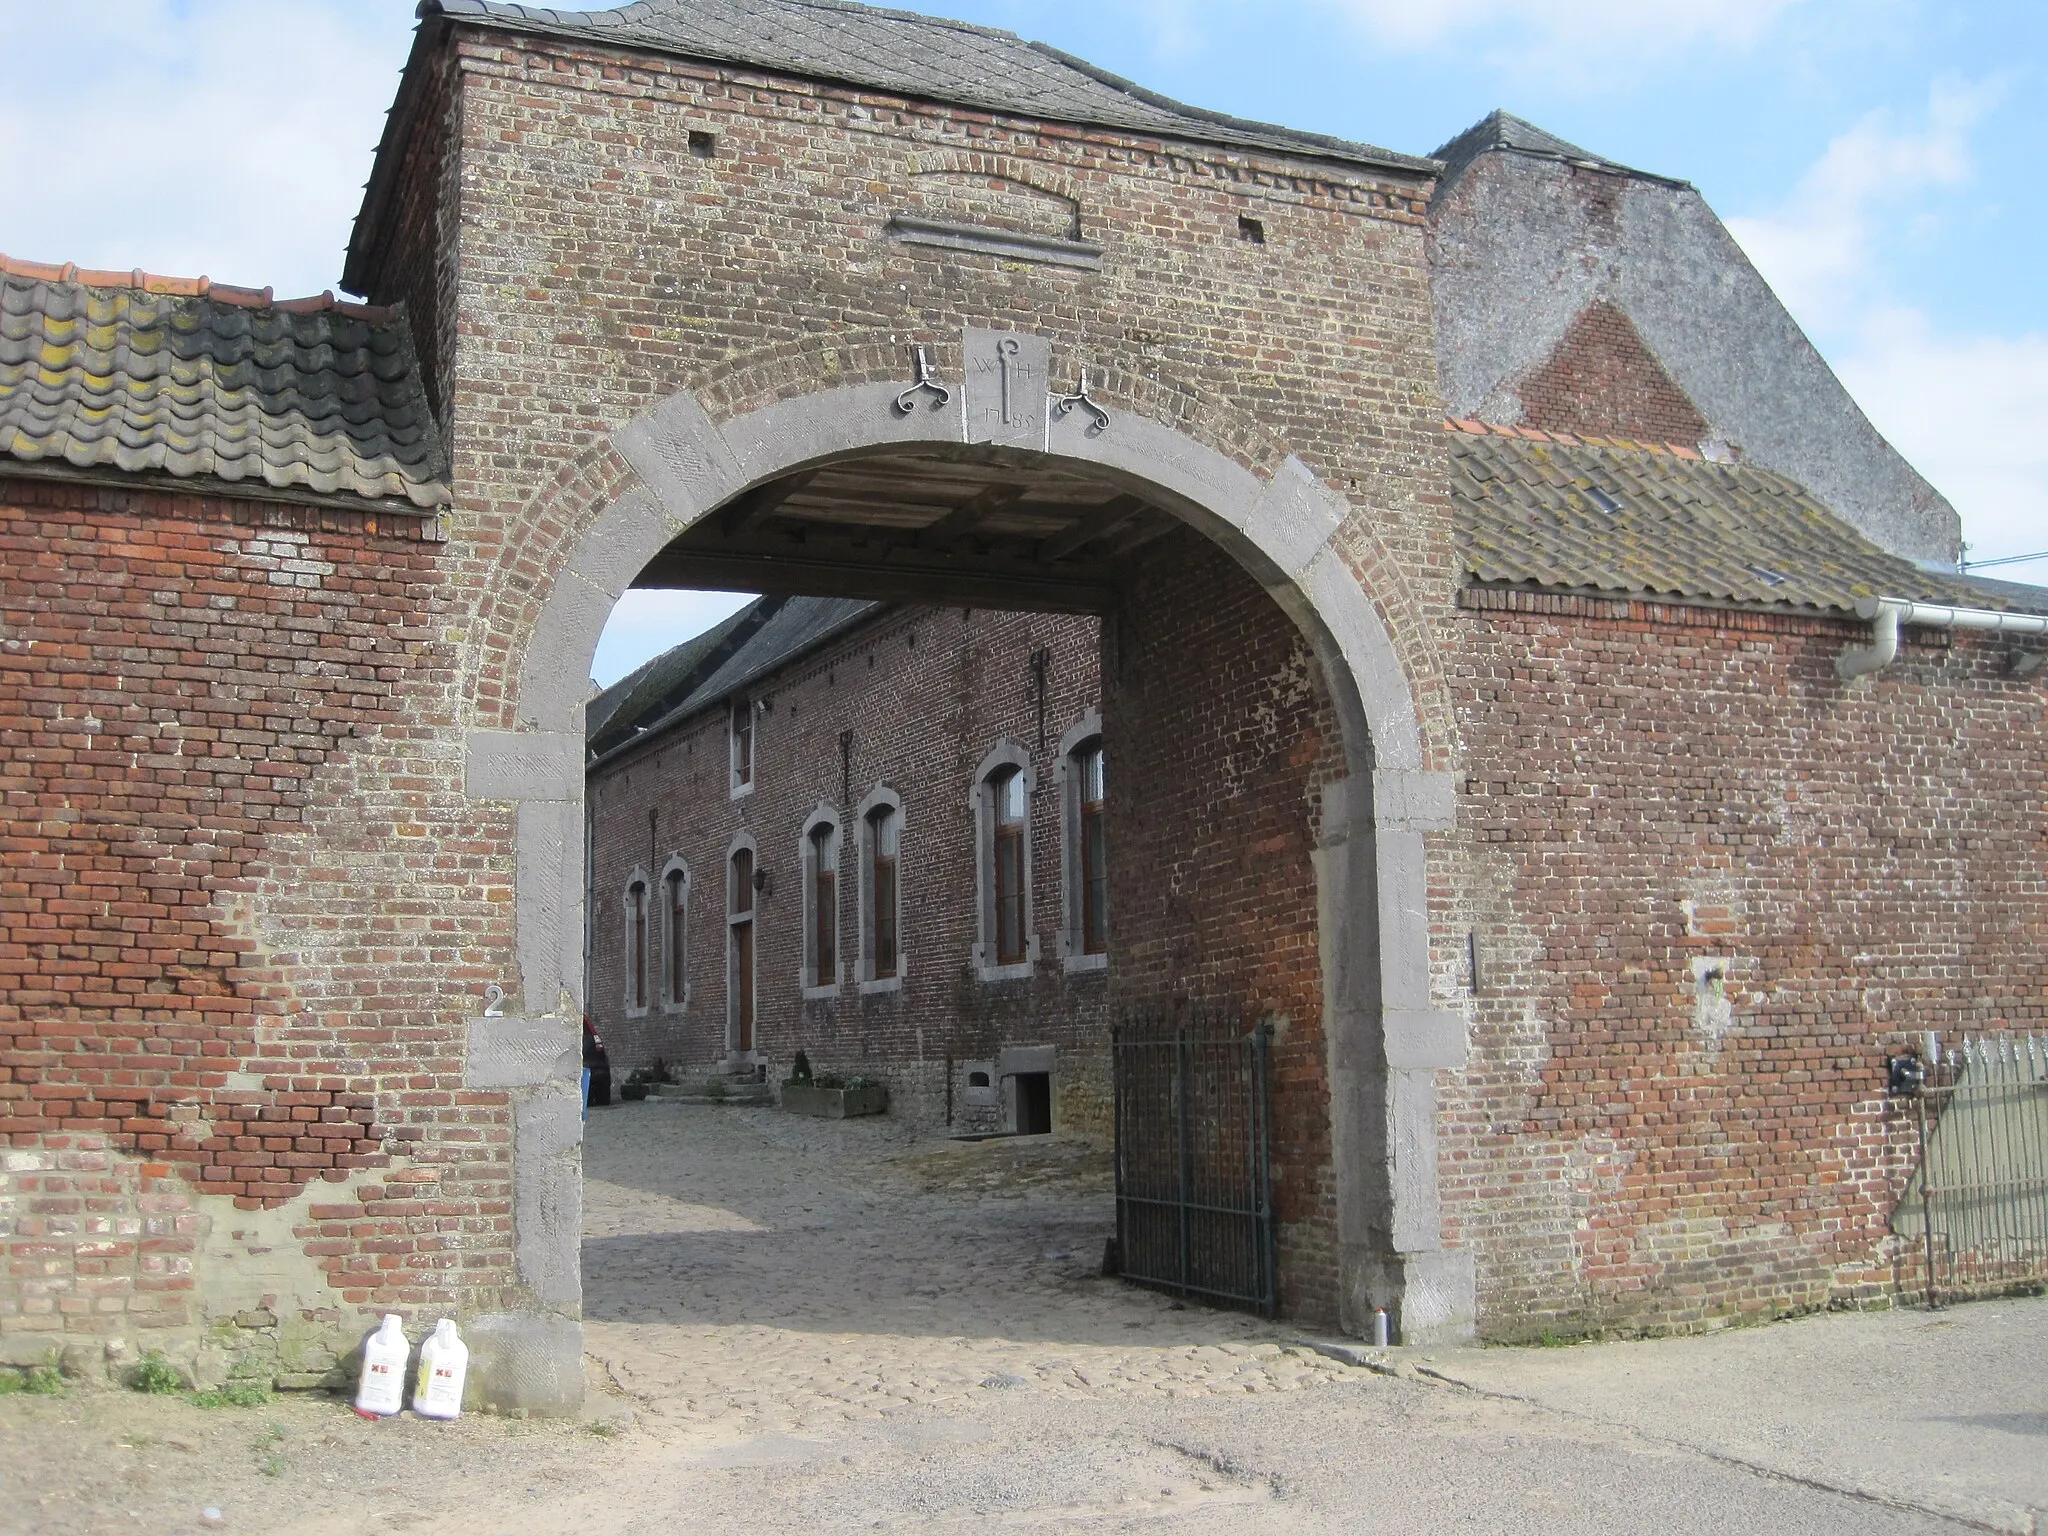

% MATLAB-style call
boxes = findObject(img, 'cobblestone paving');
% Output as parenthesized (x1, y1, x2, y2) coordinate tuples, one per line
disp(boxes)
(579, 1102, 1348, 1438)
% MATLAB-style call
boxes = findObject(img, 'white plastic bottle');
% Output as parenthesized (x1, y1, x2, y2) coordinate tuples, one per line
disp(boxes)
(353, 1314, 410, 1418)
(412, 1318, 469, 1420)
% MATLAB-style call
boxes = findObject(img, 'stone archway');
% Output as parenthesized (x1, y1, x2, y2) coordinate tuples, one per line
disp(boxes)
(463, 377, 1469, 1399)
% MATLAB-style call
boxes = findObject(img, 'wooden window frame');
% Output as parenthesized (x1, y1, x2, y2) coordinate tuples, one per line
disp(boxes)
(661, 860, 689, 1011)
(726, 840, 757, 1057)
(729, 695, 754, 798)
(857, 786, 904, 990)
(971, 742, 1036, 982)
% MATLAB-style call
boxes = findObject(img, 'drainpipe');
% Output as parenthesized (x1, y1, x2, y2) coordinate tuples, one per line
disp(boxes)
(1837, 596, 2048, 680)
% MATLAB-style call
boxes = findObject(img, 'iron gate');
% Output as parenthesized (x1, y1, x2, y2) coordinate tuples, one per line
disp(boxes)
(1111, 1004, 1276, 1317)
(1894, 1034, 2048, 1305)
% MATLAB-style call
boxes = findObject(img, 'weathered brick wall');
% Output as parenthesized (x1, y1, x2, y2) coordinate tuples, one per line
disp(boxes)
(1510, 299, 1710, 449)
(587, 604, 1108, 1130)
(386, 24, 1457, 1334)
(0, 478, 523, 1386)
(352, 41, 465, 434)
(1104, 528, 1347, 1325)
(1444, 587, 2048, 1337)
(395, 27, 1456, 749)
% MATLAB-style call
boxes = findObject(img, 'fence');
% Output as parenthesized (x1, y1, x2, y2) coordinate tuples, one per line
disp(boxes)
(1110, 1003, 1276, 1317)
(1894, 1034, 2048, 1304)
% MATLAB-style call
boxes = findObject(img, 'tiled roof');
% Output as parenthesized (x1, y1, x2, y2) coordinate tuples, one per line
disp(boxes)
(0, 255, 450, 510)
(1447, 421, 2043, 615)
(588, 594, 885, 758)
(424, 0, 1433, 174)
(1430, 110, 1682, 191)
(585, 600, 770, 752)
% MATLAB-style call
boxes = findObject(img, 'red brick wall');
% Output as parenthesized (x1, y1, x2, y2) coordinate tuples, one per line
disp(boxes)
(1103, 528, 1347, 1324)
(1516, 300, 1710, 448)
(352, 42, 465, 433)
(586, 604, 1110, 1128)
(1445, 586, 2048, 1336)
(0, 478, 519, 1380)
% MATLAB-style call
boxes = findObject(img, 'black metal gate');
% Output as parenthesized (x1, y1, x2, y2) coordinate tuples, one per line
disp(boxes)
(1895, 1034, 2048, 1305)
(1111, 1004, 1276, 1317)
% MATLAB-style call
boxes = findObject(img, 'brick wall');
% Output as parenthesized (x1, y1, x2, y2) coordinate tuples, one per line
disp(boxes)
(0, 478, 523, 1385)
(1513, 299, 1710, 448)
(587, 604, 1109, 1130)
(1444, 587, 2048, 1337)
(1104, 529, 1347, 1324)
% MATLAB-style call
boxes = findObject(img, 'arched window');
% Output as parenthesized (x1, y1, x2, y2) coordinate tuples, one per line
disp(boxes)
(972, 742, 1035, 981)
(855, 785, 905, 990)
(801, 810, 840, 994)
(662, 863, 688, 1009)
(727, 842, 755, 1055)
(1057, 715, 1108, 971)
(991, 768, 1027, 966)
(1075, 740, 1107, 956)
(624, 876, 649, 1013)
(868, 803, 898, 980)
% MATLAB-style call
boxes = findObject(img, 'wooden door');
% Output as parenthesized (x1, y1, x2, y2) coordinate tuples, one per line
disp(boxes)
(733, 920, 755, 1053)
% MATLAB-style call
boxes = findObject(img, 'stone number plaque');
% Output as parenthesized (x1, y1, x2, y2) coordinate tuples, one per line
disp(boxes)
(963, 328, 1049, 448)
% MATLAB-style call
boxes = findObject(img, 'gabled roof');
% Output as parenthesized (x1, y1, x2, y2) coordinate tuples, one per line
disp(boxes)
(589, 593, 885, 761)
(0, 255, 449, 510)
(585, 600, 769, 750)
(1430, 109, 1684, 193)
(1448, 422, 2045, 616)
(420, 0, 1432, 173)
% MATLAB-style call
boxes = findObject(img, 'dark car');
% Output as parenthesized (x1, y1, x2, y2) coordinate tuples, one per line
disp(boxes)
(583, 1016, 612, 1107)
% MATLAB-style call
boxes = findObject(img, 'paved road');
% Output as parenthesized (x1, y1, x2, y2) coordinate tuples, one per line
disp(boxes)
(4, 1103, 2041, 1534)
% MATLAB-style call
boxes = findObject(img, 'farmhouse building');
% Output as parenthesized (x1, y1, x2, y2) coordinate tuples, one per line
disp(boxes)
(2, 0, 2043, 1410)
(583, 594, 1110, 1136)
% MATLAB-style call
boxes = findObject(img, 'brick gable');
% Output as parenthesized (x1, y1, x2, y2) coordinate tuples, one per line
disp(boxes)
(1515, 299, 1711, 448)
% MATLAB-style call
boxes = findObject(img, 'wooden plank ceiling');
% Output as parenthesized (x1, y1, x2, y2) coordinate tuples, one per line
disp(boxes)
(633, 448, 1180, 612)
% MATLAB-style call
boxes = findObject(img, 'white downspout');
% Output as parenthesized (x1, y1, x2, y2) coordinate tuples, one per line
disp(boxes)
(1837, 596, 2048, 680)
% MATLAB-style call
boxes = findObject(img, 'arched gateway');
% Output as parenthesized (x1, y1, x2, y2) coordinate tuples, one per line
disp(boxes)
(466, 373, 1470, 1405)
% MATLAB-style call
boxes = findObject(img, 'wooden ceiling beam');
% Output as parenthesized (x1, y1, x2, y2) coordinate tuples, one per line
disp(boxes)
(1036, 494, 1147, 563)
(716, 470, 822, 537)
(915, 483, 1029, 543)
(633, 547, 1111, 615)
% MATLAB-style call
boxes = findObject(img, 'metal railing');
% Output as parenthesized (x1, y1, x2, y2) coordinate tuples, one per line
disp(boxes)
(1110, 1003, 1276, 1318)
(1893, 1034, 2048, 1305)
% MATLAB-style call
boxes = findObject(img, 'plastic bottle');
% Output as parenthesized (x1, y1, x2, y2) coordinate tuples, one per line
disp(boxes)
(353, 1314, 410, 1418)
(412, 1318, 469, 1421)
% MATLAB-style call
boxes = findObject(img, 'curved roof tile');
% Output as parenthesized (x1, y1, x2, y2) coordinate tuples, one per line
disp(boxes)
(0, 258, 451, 510)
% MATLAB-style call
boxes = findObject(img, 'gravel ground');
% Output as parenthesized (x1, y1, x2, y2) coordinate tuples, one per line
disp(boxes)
(3, 1101, 2039, 1535)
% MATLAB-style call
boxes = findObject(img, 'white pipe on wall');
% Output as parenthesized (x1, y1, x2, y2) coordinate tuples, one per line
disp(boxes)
(1837, 595, 2048, 680)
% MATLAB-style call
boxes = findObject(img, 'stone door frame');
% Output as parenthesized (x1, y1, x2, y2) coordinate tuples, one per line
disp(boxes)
(463, 380, 1470, 1401)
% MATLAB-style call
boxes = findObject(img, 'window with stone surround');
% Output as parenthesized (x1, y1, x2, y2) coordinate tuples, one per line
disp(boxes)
(623, 873, 650, 1015)
(801, 806, 840, 996)
(1058, 718, 1108, 970)
(727, 838, 756, 1056)
(857, 785, 904, 990)
(660, 858, 689, 1011)
(971, 742, 1036, 981)
(729, 694, 754, 798)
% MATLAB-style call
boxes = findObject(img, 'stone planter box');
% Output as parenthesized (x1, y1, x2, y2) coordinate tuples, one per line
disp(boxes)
(781, 1082, 888, 1119)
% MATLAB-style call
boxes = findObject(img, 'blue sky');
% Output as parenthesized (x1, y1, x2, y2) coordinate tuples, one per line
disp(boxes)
(2, 0, 2041, 683)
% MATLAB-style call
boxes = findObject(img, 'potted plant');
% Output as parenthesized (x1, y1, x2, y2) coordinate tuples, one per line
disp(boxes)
(780, 1061, 888, 1119)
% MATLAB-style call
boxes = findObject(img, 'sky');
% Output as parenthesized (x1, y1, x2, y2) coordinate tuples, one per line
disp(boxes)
(2, 0, 2041, 685)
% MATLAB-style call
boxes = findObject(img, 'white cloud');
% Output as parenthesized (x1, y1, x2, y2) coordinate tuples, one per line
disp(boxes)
(1726, 77, 1998, 333)
(0, 0, 416, 296)
(1728, 79, 2043, 568)
(593, 592, 760, 689)
(1316, 0, 1805, 55)
(1837, 314, 2048, 568)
